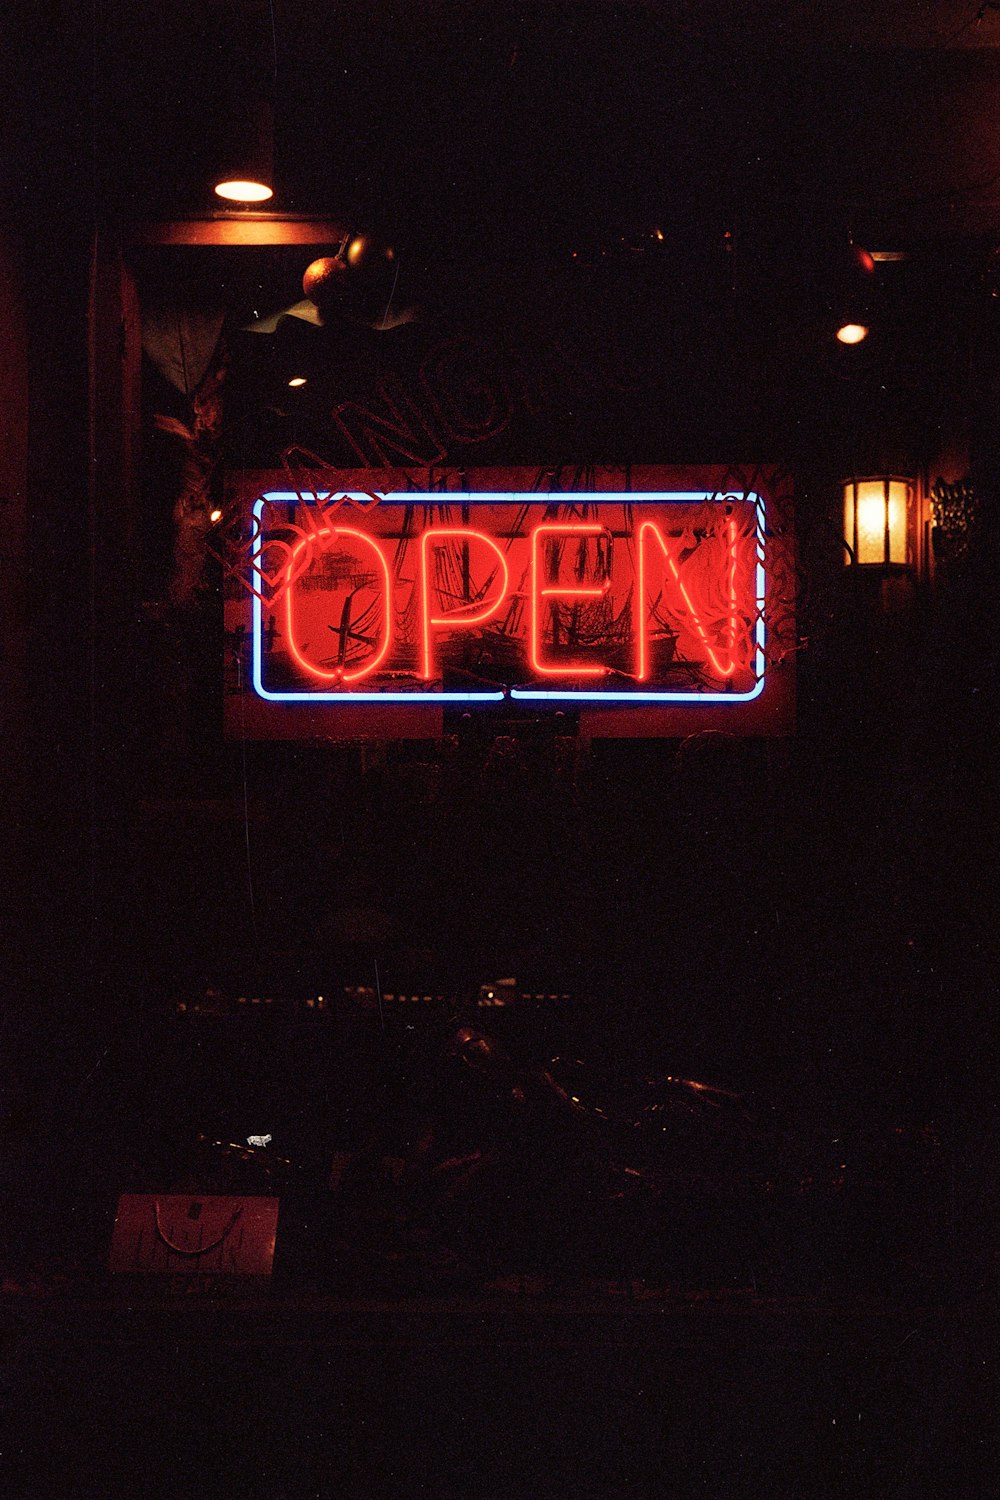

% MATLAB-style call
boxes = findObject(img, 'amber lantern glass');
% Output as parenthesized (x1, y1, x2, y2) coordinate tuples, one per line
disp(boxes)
(844, 478, 912, 566)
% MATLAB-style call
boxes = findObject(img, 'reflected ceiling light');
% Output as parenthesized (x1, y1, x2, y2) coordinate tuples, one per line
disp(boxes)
(836, 322, 869, 345)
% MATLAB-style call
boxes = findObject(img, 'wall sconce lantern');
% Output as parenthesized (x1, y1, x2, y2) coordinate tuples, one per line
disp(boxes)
(843, 476, 916, 568)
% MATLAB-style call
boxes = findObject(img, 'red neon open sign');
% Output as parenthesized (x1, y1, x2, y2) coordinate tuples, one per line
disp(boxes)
(235, 486, 769, 705)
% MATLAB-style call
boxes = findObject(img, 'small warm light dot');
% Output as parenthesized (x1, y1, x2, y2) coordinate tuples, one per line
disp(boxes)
(836, 322, 869, 345)
(287, 376, 307, 387)
(214, 179, 273, 203)
(209, 509, 223, 523)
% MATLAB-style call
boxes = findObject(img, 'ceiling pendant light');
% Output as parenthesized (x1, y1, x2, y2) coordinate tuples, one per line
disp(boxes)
(829, 237, 875, 345)
(214, 99, 274, 205)
(215, 179, 273, 205)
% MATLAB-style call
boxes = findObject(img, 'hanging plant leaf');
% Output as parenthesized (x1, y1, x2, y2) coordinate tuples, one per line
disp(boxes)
(151, 414, 195, 443)
(142, 306, 225, 395)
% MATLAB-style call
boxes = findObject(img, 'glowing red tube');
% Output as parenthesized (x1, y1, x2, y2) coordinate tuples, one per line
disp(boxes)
(636, 520, 737, 679)
(530, 523, 610, 677)
(284, 527, 392, 683)
(419, 528, 510, 680)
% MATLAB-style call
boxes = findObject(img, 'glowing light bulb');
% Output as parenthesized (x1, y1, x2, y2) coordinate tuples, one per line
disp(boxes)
(209, 508, 223, 523)
(836, 322, 868, 345)
(288, 377, 307, 388)
(214, 179, 273, 204)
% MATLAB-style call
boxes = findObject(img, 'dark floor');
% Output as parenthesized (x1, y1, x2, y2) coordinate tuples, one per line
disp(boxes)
(2, 996, 995, 1497)
(2, 1281, 995, 1499)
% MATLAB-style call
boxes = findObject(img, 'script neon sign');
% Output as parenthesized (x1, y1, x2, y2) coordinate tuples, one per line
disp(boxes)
(247, 491, 767, 704)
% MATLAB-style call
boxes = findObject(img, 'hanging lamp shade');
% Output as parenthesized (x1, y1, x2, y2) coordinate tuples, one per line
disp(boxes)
(214, 97, 274, 204)
(831, 242, 875, 345)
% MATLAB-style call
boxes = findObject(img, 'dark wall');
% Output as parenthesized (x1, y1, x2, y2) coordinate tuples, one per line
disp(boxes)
(1, 7, 996, 1140)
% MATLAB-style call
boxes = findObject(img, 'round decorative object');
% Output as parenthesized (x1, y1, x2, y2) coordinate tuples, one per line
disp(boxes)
(302, 238, 399, 325)
(302, 255, 348, 309)
(342, 235, 399, 323)
(343, 233, 396, 280)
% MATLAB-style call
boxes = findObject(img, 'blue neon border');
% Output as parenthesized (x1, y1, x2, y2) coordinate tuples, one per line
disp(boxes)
(251, 491, 767, 704)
